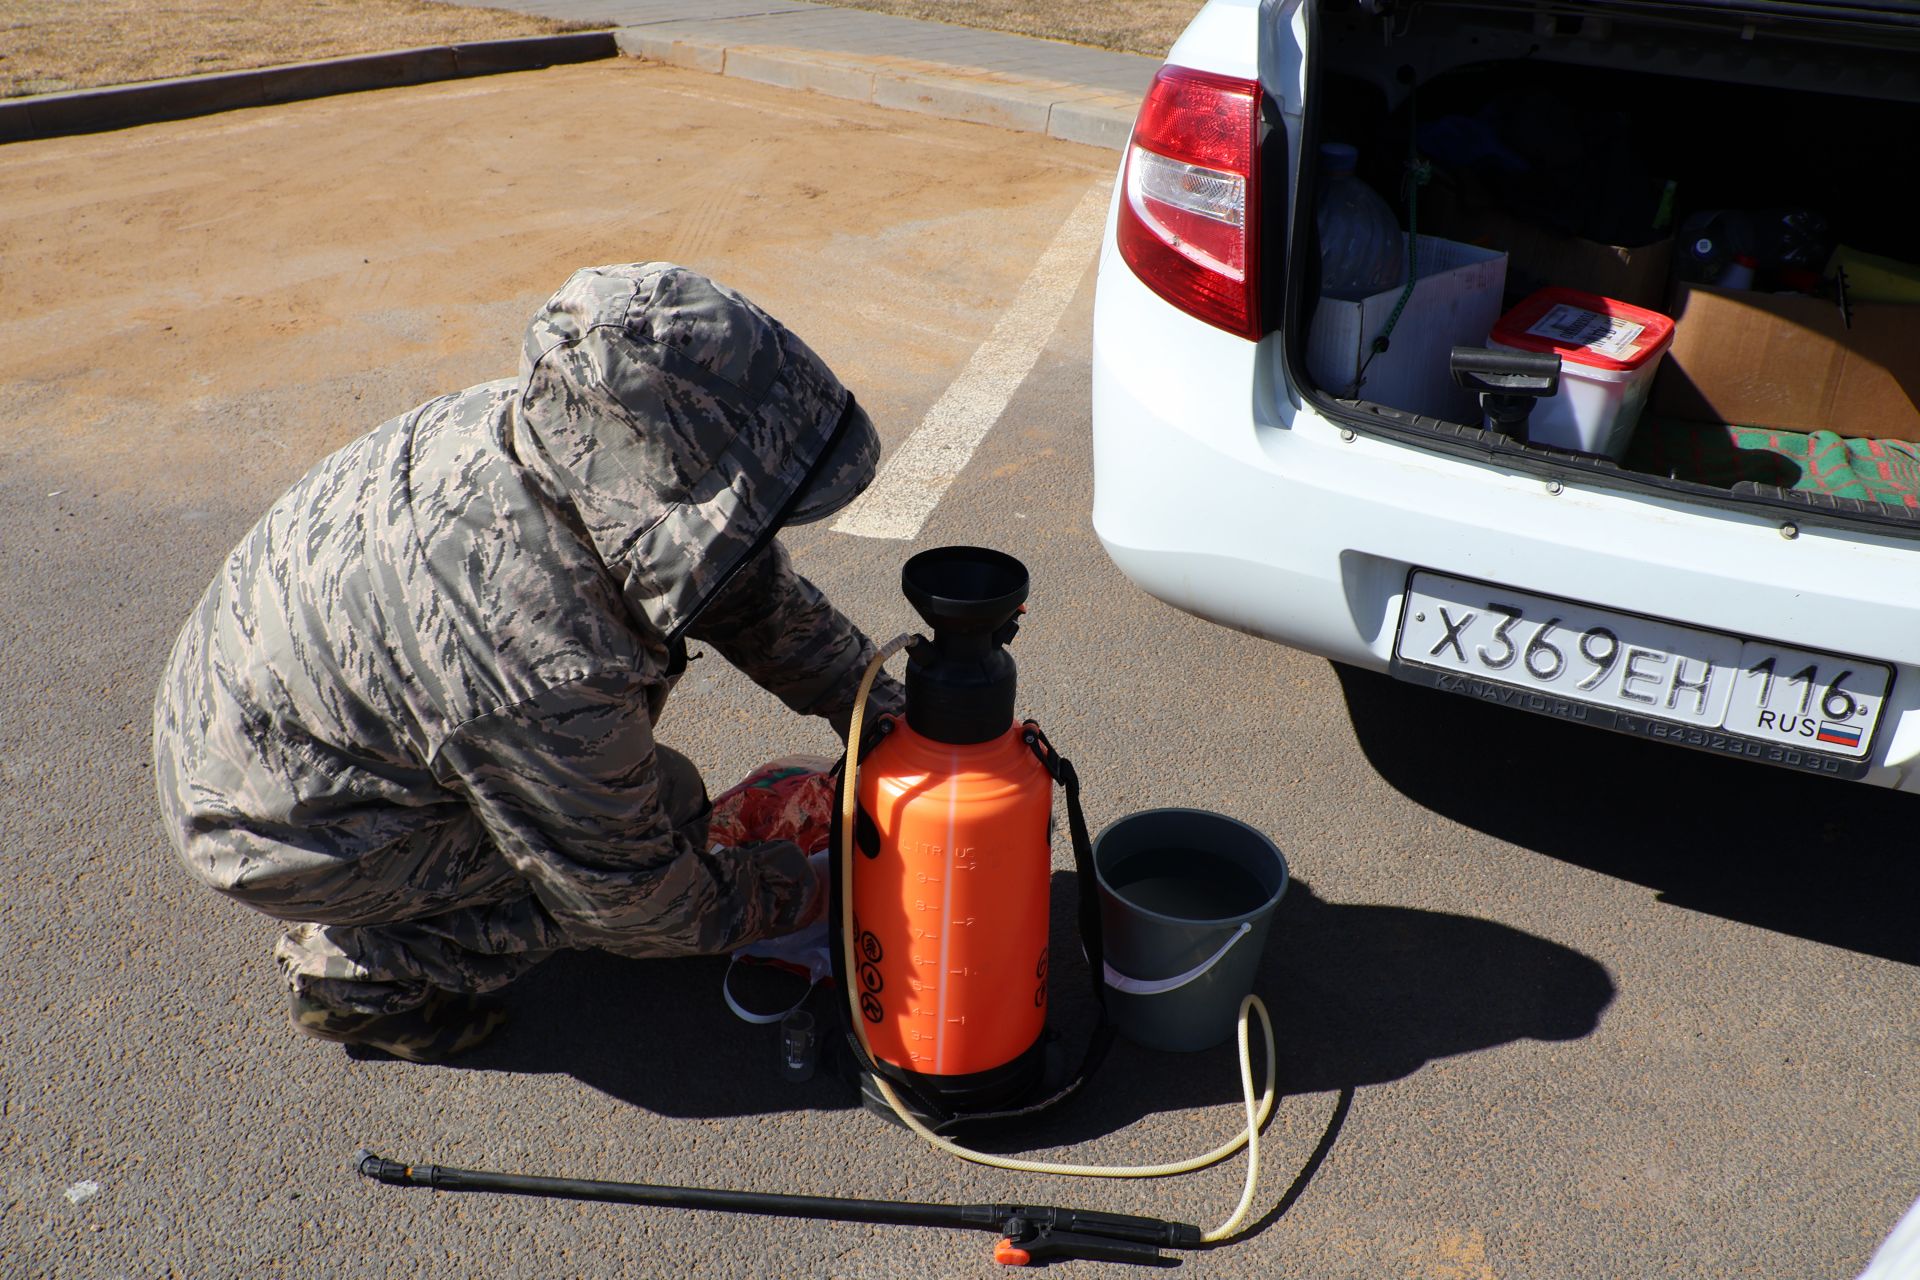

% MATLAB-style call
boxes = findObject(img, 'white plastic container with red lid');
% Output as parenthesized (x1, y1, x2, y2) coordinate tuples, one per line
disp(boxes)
(1486, 287, 1676, 459)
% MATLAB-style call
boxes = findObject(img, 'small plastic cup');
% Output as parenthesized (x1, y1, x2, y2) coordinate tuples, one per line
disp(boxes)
(779, 1009, 817, 1082)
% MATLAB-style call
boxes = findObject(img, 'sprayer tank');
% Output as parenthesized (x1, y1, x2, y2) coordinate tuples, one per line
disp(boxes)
(853, 718, 1052, 1094)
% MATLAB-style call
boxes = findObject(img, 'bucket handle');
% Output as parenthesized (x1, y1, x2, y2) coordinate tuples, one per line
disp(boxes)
(1101, 922, 1253, 997)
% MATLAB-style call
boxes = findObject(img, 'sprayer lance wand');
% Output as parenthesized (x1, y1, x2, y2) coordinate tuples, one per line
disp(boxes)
(356, 1150, 1202, 1266)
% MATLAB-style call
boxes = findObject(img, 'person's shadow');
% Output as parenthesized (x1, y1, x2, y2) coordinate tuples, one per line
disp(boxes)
(1335, 663, 1920, 967)
(454, 871, 1613, 1138)
(438, 868, 1610, 1248)
(449, 945, 857, 1117)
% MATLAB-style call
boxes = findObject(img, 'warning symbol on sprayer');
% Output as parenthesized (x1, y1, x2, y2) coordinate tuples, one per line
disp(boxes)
(859, 931, 884, 963)
(860, 993, 883, 1023)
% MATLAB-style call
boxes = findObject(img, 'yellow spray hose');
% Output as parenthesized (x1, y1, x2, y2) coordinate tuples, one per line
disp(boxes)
(838, 636, 1277, 1243)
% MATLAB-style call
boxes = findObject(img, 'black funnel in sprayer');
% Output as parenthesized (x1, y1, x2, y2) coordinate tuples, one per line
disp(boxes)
(900, 546, 1028, 745)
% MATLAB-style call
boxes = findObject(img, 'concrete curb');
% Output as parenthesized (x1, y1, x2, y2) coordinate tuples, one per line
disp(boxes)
(0, 31, 617, 145)
(614, 28, 1138, 149)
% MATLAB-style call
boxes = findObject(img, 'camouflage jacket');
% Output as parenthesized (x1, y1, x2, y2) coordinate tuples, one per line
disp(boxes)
(153, 264, 902, 958)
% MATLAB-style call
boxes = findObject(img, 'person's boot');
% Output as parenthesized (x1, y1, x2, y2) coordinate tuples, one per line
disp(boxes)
(288, 987, 506, 1063)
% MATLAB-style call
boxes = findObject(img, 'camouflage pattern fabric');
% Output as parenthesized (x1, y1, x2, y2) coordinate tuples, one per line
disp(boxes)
(152, 263, 903, 1014)
(269, 745, 711, 1015)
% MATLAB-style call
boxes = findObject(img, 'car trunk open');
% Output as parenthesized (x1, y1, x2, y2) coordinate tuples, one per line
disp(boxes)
(1289, 0, 1920, 532)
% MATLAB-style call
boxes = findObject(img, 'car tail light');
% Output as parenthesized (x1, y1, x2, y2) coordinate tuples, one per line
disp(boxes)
(1117, 65, 1261, 340)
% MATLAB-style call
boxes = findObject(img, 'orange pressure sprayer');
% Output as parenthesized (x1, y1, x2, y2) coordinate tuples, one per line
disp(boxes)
(848, 546, 1056, 1113)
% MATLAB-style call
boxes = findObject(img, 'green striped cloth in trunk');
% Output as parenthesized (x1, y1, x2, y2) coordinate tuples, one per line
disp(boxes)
(1624, 419, 1920, 512)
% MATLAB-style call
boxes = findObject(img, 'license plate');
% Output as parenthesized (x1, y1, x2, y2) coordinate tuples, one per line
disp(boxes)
(1390, 571, 1893, 780)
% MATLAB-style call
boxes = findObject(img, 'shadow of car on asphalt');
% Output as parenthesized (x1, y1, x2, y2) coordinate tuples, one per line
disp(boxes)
(1334, 662, 1920, 968)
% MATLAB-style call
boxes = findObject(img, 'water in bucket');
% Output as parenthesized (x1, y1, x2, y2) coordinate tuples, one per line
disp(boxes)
(1104, 847, 1272, 922)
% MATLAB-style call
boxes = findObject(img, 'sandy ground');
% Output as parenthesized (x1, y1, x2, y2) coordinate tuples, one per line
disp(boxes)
(2, 0, 593, 98)
(0, 58, 1108, 504)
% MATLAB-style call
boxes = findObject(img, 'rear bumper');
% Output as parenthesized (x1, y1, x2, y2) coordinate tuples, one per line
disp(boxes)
(1091, 251, 1920, 792)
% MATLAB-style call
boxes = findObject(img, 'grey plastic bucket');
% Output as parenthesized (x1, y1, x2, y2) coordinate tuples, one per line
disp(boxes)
(1092, 808, 1288, 1053)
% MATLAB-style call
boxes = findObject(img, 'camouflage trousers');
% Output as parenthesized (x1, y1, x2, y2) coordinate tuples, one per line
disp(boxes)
(277, 747, 710, 1016)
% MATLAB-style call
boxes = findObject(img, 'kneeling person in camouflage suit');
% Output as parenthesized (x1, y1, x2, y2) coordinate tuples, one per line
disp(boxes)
(152, 263, 904, 1063)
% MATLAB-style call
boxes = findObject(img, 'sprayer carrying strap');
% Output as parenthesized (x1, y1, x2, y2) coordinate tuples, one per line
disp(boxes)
(990, 720, 1119, 1117)
(868, 720, 1125, 1132)
(1021, 722, 1106, 1018)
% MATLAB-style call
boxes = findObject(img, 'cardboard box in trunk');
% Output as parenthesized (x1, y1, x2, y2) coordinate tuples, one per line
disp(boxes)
(1421, 180, 1673, 311)
(1305, 235, 1507, 424)
(1650, 284, 1920, 441)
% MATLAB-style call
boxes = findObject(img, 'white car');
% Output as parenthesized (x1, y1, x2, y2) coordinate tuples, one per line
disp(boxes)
(1091, 0, 1920, 791)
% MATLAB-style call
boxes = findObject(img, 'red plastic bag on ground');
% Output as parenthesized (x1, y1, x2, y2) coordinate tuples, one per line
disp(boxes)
(712, 756, 840, 1023)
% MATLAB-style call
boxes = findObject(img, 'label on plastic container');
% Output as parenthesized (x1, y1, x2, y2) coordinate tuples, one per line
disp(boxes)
(1526, 305, 1646, 360)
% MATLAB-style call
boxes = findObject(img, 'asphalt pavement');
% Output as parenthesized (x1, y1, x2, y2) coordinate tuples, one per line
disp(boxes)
(2, 51, 1918, 1280)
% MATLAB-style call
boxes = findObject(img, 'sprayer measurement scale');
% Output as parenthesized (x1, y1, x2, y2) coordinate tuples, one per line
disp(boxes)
(1391, 570, 1891, 779)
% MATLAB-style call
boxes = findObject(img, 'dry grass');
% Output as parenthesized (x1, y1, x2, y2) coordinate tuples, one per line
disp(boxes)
(815, 0, 1204, 58)
(2, 0, 600, 98)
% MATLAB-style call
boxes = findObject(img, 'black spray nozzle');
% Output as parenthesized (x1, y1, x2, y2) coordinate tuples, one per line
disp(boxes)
(899, 546, 1028, 745)
(1450, 347, 1562, 443)
(356, 1149, 402, 1181)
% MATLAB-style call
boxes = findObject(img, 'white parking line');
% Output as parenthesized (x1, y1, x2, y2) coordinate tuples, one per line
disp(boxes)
(831, 179, 1113, 541)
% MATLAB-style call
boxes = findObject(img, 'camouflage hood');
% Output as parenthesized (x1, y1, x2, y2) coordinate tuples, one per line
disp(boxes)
(509, 263, 877, 641)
